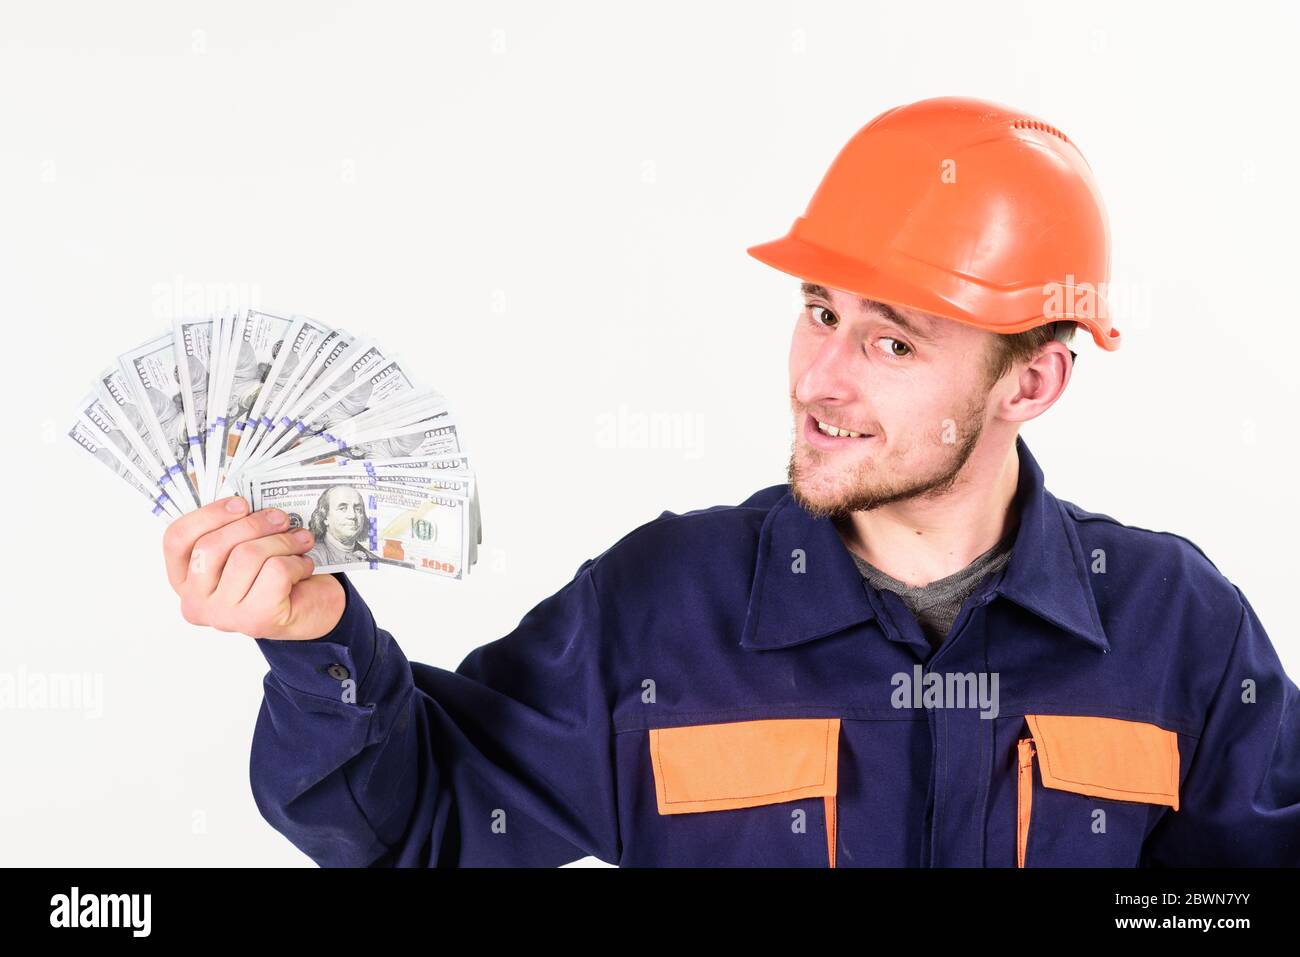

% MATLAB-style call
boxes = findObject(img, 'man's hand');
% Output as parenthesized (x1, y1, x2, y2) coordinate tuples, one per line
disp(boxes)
(163, 495, 346, 640)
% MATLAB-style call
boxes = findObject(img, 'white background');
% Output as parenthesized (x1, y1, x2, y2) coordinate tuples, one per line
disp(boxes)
(2, 1, 1297, 866)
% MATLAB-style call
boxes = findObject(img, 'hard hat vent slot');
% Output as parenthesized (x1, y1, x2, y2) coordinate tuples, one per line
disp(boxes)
(1012, 119, 1071, 145)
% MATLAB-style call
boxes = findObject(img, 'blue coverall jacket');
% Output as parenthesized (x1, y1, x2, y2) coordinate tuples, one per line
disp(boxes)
(250, 435, 1300, 866)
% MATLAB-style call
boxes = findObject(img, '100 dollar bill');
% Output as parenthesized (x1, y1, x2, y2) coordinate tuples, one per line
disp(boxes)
(248, 475, 471, 579)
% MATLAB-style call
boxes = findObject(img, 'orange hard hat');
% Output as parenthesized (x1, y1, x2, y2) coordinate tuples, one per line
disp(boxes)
(747, 96, 1121, 351)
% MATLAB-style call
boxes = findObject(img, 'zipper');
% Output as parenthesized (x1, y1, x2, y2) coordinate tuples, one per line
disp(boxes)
(920, 591, 995, 866)
(824, 794, 837, 868)
(1016, 736, 1036, 868)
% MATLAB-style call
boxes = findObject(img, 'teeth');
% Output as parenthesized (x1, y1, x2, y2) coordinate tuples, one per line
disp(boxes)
(817, 419, 864, 438)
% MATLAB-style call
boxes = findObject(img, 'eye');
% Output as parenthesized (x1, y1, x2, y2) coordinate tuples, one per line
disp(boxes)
(805, 303, 838, 328)
(877, 337, 913, 358)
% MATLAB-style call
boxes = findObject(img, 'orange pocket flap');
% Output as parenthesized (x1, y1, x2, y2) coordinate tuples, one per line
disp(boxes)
(1026, 714, 1180, 810)
(649, 718, 840, 815)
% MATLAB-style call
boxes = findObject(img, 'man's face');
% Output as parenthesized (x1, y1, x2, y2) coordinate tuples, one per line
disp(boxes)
(324, 486, 365, 541)
(787, 282, 1002, 519)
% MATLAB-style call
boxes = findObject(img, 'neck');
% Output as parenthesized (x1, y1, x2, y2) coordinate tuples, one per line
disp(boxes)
(835, 436, 1021, 587)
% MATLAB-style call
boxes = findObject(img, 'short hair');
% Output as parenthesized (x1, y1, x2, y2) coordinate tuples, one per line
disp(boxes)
(982, 320, 1078, 387)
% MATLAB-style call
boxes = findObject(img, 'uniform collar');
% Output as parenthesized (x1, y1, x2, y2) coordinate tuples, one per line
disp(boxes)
(739, 434, 1110, 653)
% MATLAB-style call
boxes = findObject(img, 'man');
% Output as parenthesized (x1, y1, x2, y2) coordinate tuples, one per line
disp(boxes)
(304, 485, 379, 566)
(161, 97, 1300, 866)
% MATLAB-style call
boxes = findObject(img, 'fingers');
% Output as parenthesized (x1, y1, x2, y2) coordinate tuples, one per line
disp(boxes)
(184, 507, 295, 597)
(211, 528, 318, 609)
(162, 496, 251, 590)
(163, 496, 346, 639)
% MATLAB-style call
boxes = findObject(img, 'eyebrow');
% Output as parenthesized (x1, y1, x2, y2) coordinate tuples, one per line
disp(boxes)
(801, 282, 938, 342)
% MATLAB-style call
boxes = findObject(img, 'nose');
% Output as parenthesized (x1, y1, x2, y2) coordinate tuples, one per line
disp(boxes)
(794, 329, 861, 410)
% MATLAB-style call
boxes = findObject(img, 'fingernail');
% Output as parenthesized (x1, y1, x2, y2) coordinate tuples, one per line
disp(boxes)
(225, 497, 247, 514)
(293, 530, 313, 544)
(267, 510, 287, 526)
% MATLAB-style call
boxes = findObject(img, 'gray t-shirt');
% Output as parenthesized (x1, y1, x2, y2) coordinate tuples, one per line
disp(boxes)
(849, 534, 1014, 652)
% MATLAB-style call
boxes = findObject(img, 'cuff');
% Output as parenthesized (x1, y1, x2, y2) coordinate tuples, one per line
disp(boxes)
(253, 572, 379, 702)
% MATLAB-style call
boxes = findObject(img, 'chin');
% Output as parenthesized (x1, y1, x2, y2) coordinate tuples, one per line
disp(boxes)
(789, 453, 859, 518)
(791, 479, 861, 521)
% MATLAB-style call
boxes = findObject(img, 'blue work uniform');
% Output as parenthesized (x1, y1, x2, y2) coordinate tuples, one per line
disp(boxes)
(249, 435, 1300, 866)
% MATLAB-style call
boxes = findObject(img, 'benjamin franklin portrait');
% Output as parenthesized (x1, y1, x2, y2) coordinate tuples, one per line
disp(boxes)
(306, 485, 380, 565)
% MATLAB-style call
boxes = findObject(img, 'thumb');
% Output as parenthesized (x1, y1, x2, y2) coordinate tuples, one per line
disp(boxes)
(249, 557, 346, 640)
(284, 571, 348, 640)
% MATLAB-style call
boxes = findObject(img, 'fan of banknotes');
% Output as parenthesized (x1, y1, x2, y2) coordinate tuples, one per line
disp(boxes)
(67, 310, 480, 580)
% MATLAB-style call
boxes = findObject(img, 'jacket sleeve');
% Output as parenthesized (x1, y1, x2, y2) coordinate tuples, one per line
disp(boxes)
(248, 562, 622, 867)
(1142, 585, 1300, 865)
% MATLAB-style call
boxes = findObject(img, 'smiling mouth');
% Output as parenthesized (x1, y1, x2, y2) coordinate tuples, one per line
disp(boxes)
(805, 411, 872, 439)
(814, 418, 868, 439)
(799, 412, 876, 452)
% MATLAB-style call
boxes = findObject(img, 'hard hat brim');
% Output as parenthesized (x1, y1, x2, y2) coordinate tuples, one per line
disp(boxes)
(747, 233, 1122, 352)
